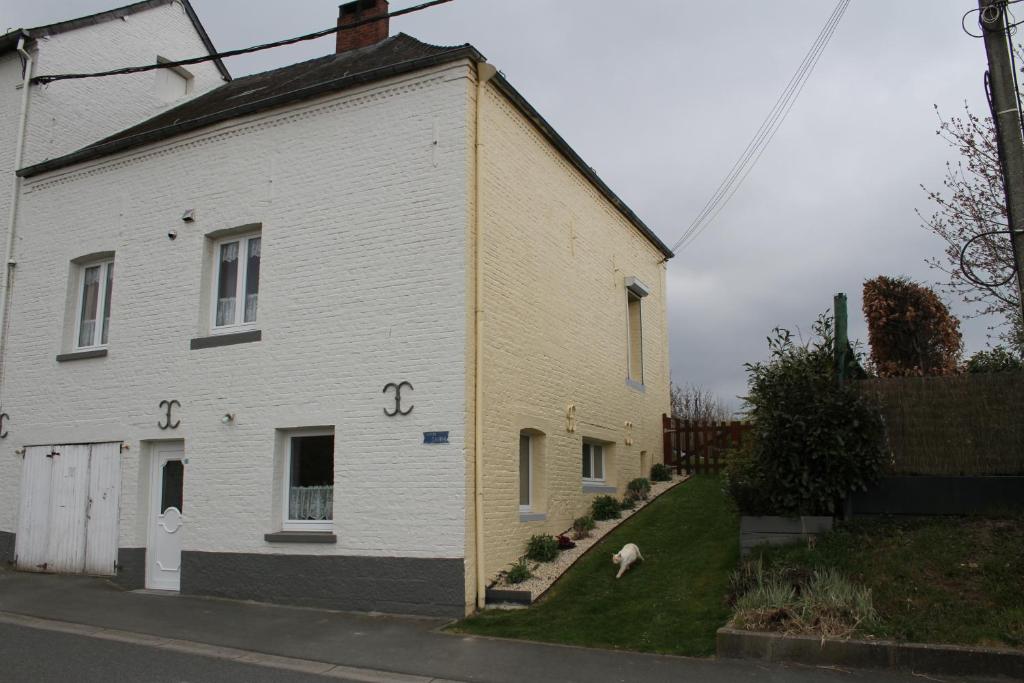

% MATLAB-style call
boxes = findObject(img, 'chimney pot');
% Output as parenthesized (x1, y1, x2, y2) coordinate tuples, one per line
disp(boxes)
(336, 0, 390, 54)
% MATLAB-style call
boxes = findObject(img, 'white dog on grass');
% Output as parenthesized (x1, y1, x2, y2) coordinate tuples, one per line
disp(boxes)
(612, 543, 644, 579)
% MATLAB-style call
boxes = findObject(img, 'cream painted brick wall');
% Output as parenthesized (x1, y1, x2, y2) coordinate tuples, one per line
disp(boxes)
(0, 64, 473, 562)
(476, 83, 671, 580)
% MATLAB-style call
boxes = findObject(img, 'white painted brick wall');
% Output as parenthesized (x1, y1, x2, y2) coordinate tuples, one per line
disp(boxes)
(0, 63, 473, 561)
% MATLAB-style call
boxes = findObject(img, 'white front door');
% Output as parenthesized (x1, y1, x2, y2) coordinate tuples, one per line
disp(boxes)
(147, 443, 185, 591)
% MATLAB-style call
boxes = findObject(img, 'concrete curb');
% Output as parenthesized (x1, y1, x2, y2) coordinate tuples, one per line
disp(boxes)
(717, 626, 1024, 679)
(0, 611, 463, 683)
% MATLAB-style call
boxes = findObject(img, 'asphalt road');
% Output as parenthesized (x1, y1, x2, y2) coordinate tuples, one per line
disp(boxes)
(0, 623, 360, 683)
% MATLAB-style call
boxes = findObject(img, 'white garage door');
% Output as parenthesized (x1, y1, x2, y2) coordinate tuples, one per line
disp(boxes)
(15, 442, 122, 575)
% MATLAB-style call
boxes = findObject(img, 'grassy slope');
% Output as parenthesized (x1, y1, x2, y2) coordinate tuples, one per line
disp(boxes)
(452, 475, 738, 657)
(754, 516, 1024, 649)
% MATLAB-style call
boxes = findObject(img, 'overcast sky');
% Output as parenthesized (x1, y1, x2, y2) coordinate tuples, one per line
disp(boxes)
(3, 0, 1005, 411)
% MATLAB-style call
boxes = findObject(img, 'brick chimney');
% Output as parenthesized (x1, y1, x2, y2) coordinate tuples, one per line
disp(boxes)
(336, 0, 390, 53)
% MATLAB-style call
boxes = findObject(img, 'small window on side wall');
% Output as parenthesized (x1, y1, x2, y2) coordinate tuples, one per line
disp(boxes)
(519, 432, 532, 512)
(625, 276, 649, 386)
(76, 259, 114, 350)
(283, 431, 334, 532)
(582, 442, 604, 483)
(211, 232, 261, 333)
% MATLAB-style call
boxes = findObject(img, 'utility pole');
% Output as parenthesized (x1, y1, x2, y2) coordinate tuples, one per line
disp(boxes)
(980, 0, 1024, 314)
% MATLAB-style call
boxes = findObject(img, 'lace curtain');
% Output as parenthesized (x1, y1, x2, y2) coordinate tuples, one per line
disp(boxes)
(289, 485, 333, 521)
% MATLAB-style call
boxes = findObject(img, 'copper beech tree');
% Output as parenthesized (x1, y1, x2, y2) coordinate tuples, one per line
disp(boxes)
(863, 276, 963, 377)
(919, 105, 1021, 350)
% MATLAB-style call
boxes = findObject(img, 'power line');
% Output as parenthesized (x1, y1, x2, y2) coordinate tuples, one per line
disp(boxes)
(670, 0, 850, 254)
(32, 0, 456, 85)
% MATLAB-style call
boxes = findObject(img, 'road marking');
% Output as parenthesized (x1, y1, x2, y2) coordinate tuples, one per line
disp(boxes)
(0, 610, 462, 683)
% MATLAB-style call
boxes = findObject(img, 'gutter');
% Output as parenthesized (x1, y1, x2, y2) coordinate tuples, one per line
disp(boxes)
(473, 61, 498, 610)
(0, 37, 34, 402)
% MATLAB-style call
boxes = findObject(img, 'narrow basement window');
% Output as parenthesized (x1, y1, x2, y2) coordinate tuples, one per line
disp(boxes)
(519, 432, 532, 512)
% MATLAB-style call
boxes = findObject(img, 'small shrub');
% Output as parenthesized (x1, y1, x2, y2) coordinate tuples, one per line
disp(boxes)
(526, 534, 559, 562)
(591, 495, 621, 521)
(620, 494, 637, 510)
(627, 477, 652, 500)
(506, 559, 532, 584)
(650, 463, 672, 482)
(572, 515, 596, 539)
(557, 534, 576, 550)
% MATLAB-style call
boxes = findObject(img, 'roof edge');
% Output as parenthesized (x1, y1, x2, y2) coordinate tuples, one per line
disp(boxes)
(3, 0, 230, 81)
(180, 0, 231, 82)
(489, 74, 674, 259)
(18, 45, 483, 179)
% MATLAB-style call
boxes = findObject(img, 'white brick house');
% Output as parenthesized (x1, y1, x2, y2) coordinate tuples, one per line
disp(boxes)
(0, 0, 673, 617)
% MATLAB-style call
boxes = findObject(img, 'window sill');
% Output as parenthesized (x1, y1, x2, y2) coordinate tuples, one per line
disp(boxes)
(582, 483, 617, 494)
(519, 512, 547, 523)
(57, 349, 108, 362)
(626, 378, 645, 392)
(264, 531, 336, 544)
(191, 329, 261, 350)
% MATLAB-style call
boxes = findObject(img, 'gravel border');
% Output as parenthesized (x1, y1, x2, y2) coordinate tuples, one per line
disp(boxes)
(489, 474, 691, 601)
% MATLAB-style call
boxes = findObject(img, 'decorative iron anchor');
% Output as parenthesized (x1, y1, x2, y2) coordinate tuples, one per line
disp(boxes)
(383, 381, 413, 417)
(0, 412, 8, 439)
(158, 400, 181, 429)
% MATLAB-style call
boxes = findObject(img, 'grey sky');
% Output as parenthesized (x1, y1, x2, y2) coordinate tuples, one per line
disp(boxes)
(2, 0, 1003, 412)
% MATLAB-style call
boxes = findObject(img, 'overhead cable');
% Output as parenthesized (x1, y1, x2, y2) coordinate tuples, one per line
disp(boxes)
(670, 0, 850, 254)
(31, 0, 456, 85)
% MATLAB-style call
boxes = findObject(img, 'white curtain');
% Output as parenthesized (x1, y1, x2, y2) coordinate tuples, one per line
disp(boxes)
(289, 485, 333, 521)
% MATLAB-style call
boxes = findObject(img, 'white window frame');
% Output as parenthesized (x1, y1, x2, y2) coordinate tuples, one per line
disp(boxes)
(519, 432, 532, 513)
(74, 258, 114, 350)
(582, 441, 605, 484)
(281, 428, 335, 532)
(210, 232, 261, 334)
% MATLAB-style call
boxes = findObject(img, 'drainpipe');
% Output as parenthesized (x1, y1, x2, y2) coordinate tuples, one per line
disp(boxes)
(0, 36, 34, 403)
(473, 61, 497, 610)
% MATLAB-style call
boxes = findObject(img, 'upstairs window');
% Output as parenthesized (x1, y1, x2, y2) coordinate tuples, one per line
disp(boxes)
(76, 259, 114, 349)
(211, 232, 261, 332)
(624, 276, 650, 386)
(582, 442, 604, 483)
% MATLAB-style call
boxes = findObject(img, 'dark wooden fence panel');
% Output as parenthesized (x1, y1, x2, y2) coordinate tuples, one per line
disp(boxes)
(662, 415, 751, 475)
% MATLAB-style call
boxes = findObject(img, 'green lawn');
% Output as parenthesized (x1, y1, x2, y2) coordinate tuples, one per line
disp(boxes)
(451, 475, 738, 656)
(752, 516, 1024, 649)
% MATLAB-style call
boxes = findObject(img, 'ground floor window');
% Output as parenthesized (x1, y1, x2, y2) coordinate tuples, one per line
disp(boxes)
(519, 432, 532, 512)
(284, 432, 334, 531)
(582, 442, 604, 482)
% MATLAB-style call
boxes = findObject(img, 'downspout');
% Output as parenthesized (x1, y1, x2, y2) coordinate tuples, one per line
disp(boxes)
(473, 61, 497, 610)
(0, 37, 34, 403)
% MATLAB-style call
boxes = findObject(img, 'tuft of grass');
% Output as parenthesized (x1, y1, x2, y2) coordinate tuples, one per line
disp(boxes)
(525, 535, 559, 563)
(751, 515, 1024, 649)
(451, 476, 738, 657)
(731, 561, 876, 639)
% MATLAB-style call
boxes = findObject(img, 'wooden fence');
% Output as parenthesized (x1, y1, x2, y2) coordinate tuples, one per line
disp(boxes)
(662, 415, 751, 475)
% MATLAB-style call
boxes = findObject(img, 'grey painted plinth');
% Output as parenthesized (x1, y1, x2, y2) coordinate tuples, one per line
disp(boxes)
(112, 548, 146, 590)
(181, 551, 465, 617)
(740, 516, 832, 556)
(0, 531, 14, 566)
(718, 626, 1024, 679)
(485, 588, 532, 605)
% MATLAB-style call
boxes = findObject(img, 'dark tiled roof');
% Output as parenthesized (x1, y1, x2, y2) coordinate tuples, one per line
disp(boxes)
(21, 34, 480, 178)
(1, 0, 230, 81)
